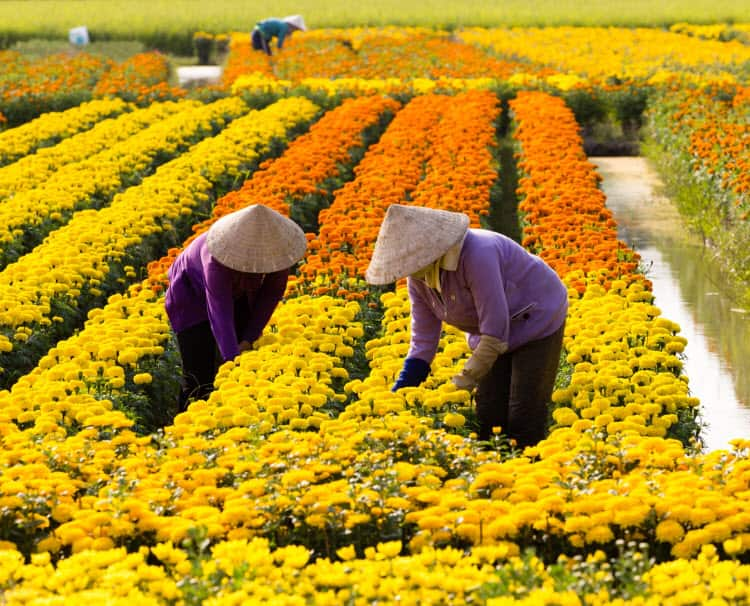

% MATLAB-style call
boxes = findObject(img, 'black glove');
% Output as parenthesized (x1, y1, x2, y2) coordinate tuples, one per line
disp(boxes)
(392, 357, 430, 391)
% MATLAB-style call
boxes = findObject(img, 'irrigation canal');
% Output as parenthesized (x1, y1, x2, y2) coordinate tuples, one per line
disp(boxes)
(595, 156, 750, 452)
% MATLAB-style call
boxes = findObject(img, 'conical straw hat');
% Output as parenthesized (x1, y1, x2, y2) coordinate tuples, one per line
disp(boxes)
(206, 205, 307, 273)
(283, 15, 307, 31)
(365, 204, 469, 285)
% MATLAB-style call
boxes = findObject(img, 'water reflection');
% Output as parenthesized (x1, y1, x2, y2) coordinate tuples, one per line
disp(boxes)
(593, 157, 750, 452)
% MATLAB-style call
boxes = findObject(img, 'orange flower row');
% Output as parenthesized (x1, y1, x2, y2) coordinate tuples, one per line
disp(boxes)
(0, 52, 112, 125)
(297, 93, 452, 297)
(646, 84, 749, 223)
(410, 90, 500, 221)
(299, 90, 502, 298)
(92, 52, 186, 105)
(301, 91, 500, 298)
(220, 33, 276, 88)
(687, 93, 750, 203)
(510, 91, 645, 294)
(146, 95, 401, 290)
(222, 29, 543, 88)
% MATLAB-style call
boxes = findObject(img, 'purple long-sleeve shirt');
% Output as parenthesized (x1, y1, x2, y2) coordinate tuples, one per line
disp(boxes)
(165, 232, 288, 361)
(407, 229, 568, 363)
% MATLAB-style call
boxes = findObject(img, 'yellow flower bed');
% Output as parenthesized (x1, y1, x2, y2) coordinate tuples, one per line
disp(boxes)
(232, 72, 502, 98)
(552, 276, 697, 439)
(0, 55, 749, 600)
(0, 98, 129, 167)
(459, 27, 750, 84)
(0, 100, 186, 202)
(0, 97, 318, 382)
(0, 98, 230, 260)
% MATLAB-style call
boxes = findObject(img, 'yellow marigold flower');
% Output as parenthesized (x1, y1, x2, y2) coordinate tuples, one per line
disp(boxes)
(417, 515, 446, 530)
(552, 407, 578, 425)
(656, 519, 685, 544)
(289, 418, 309, 430)
(384, 497, 412, 510)
(336, 545, 357, 561)
(485, 517, 518, 540)
(91, 536, 115, 551)
(36, 536, 62, 553)
(344, 513, 371, 528)
(51, 504, 74, 523)
(443, 412, 466, 428)
(456, 522, 480, 543)
(105, 365, 125, 379)
(585, 525, 615, 544)
(275, 545, 311, 569)
(133, 372, 152, 385)
(117, 349, 139, 365)
(346, 326, 364, 338)
(376, 541, 402, 558)
(72, 537, 93, 553)
(335, 345, 354, 357)
(723, 537, 744, 557)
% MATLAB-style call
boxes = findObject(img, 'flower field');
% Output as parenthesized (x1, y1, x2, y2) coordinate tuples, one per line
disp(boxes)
(1, 25, 750, 604)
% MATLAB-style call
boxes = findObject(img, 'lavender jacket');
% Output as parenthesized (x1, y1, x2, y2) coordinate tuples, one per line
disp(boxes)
(407, 229, 568, 363)
(165, 232, 288, 361)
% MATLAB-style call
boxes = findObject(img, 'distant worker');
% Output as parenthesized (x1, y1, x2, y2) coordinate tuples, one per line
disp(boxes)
(252, 15, 307, 56)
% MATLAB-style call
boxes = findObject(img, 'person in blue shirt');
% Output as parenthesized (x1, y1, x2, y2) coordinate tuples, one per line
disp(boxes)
(252, 15, 307, 56)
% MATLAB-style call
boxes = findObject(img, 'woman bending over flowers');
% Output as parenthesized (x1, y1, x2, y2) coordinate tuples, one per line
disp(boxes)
(366, 204, 567, 448)
(166, 205, 306, 412)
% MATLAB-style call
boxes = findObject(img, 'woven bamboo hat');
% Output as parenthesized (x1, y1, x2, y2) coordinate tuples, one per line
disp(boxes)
(283, 15, 307, 31)
(206, 205, 307, 273)
(365, 204, 470, 285)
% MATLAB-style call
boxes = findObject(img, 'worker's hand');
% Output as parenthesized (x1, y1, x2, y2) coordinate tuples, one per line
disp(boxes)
(392, 357, 430, 391)
(451, 335, 508, 391)
(463, 335, 508, 380)
(451, 369, 478, 391)
(238, 340, 253, 353)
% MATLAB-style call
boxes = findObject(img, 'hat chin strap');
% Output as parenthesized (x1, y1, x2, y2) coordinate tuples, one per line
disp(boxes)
(410, 232, 467, 292)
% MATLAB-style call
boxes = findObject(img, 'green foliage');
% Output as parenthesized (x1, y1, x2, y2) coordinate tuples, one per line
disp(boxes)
(478, 541, 654, 601)
(611, 85, 651, 135)
(9, 38, 145, 61)
(560, 88, 608, 129)
(1, 90, 94, 128)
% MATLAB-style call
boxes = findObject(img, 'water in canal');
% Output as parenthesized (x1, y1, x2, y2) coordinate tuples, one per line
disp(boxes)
(593, 157, 750, 452)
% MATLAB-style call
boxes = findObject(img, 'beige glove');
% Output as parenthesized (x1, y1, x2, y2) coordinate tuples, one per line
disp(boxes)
(451, 335, 508, 390)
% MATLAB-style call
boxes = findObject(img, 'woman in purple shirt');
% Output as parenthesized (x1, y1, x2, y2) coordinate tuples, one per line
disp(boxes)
(165, 205, 306, 412)
(366, 204, 568, 448)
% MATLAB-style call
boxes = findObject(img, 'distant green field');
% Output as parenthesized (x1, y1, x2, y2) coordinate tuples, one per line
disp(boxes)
(2, 0, 749, 55)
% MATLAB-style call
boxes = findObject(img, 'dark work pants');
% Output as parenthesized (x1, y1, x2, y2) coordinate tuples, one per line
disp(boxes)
(175, 298, 250, 412)
(251, 29, 272, 55)
(474, 322, 565, 448)
(176, 321, 218, 412)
